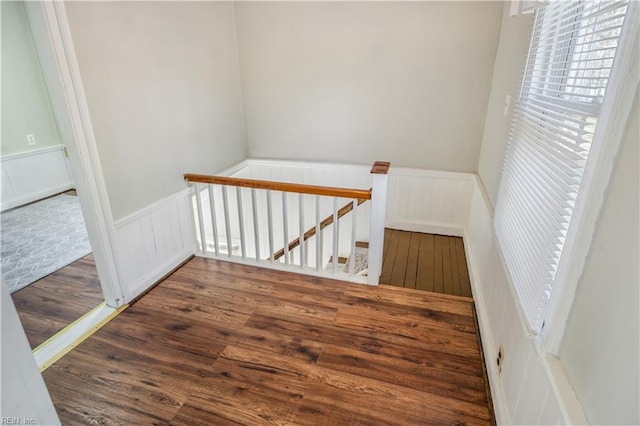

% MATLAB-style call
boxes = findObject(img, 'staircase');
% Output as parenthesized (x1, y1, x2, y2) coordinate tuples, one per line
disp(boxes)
(326, 241, 368, 275)
(185, 161, 390, 285)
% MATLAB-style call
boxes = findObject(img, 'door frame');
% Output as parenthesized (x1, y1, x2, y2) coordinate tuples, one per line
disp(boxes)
(24, 1, 124, 307)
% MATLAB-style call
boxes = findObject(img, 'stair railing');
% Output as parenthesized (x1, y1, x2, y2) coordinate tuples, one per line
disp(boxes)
(184, 161, 390, 284)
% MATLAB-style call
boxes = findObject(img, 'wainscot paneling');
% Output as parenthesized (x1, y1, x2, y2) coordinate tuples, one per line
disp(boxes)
(1, 145, 74, 211)
(386, 168, 474, 236)
(113, 187, 197, 303)
(240, 159, 372, 189)
(241, 160, 474, 238)
(465, 176, 570, 425)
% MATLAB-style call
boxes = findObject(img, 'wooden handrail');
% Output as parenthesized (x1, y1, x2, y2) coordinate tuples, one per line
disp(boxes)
(184, 174, 372, 200)
(272, 197, 368, 261)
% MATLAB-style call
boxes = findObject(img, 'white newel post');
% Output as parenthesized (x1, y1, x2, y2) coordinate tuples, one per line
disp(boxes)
(367, 162, 390, 285)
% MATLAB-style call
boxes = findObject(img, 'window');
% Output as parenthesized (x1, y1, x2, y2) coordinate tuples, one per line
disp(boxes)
(494, 0, 630, 334)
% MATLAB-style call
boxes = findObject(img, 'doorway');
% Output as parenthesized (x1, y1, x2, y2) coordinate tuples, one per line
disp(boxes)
(1, 1, 105, 349)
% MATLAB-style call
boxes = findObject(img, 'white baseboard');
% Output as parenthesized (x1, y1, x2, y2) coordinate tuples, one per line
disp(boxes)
(1, 183, 74, 212)
(122, 247, 195, 303)
(1, 145, 74, 211)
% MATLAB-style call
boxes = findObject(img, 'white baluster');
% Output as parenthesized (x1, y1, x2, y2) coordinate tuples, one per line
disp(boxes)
(194, 183, 207, 254)
(349, 199, 357, 275)
(222, 185, 232, 258)
(267, 190, 274, 263)
(332, 197, 339, 274)
(251, 188, 260, 262)
(299, 193, 305, 268)
(282, 192, 289, 266)
(208, 185, 219, 256)
(315, 195, 321, 271)
(236, 187, 246, 260)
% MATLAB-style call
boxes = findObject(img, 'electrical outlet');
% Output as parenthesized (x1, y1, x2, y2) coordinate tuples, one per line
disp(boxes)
(26, 134, 36, 146)
(496, 345, 505, 374)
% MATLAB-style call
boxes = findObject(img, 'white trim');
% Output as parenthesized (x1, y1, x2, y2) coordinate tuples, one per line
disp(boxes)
(388, 167, 476, 182)
(541, 350, 588, 425)
(541, 2, 640, 354)
(1, 184, 74, 212)
(0, 144, 65, 161)
(122, 248, 195, 303)
(25, 2, 124, 307)
(197, 252, 368, 285)
(244, 158, 371, 174)
(219, 159, 250, 177)
(114, 187, 195, 228)
(33, 302, 121, 371)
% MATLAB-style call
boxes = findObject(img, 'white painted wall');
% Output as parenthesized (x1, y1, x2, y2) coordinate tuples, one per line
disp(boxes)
(64, 2, 247, 221)
(234, 2, 503, 172)
(1, 1, 63, 156)
(559, 90, 639, 426)
(477, 3, 533, 206)
(474, 3, 640, 424)
(1, 279, 60, 425)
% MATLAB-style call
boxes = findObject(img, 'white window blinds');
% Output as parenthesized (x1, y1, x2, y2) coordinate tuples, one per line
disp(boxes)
(494, 0, 629, 333)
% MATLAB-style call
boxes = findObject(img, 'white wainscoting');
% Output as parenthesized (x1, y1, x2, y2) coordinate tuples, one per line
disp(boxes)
(240, 160, 474, 238)
(239, 159, 372, 189)
(465, 176, 569, 425)
(386, 168, 474, 236)
(113, 187, 197, 303)
(1, 145, 74, 211)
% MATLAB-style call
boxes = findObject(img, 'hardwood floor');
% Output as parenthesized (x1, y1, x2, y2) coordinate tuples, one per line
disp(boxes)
(380, 229, 472, 297)
(11, 254, 104, 349)
(43, 257, 494, 425)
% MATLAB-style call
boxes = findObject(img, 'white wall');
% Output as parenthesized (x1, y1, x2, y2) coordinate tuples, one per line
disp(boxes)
(234, 2, 503, 172)
(475, 3, 640, 424)
(1, 1, 63, 156)
(477, 3, 533, 206)
(559, 90, 639, 426)
(64, 1, 247, 221)
(466, 180, 565, 425)
(1, 280, 60, 425)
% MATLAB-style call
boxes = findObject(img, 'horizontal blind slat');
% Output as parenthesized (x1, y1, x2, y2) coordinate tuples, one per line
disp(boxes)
(494, 0, 629, 333)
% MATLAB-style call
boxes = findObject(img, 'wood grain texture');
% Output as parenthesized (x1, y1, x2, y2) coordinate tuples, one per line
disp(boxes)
(184, 174, 372, 200)
(43, 257, 493, 425)
(11, 254, 103, 348)
(380, 229, 473, 298)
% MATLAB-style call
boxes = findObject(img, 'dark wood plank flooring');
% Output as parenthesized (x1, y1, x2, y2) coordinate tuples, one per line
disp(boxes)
(11, 254, 104, 349)
(43, 257, 493, 425)
(381, 229, 472, 297)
